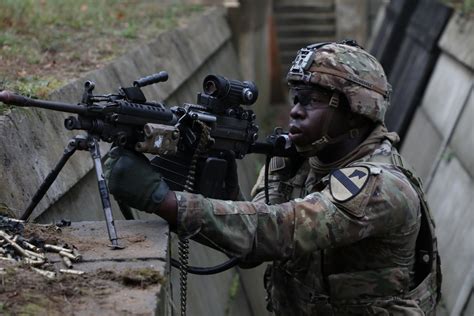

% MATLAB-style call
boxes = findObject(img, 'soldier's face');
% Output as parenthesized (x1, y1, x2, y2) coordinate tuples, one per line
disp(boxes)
(288, 86, 334, 146)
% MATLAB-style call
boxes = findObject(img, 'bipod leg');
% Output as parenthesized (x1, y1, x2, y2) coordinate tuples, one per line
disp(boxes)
(88, 138, 124, 249)
(21, 136, 84, 221)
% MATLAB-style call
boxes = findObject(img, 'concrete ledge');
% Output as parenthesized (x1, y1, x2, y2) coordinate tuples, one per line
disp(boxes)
(1, 220, 170, 315)
(58, 220, 169, 315)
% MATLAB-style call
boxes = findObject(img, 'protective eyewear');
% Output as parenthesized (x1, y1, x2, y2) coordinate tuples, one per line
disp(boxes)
(289, 88, 332, 110)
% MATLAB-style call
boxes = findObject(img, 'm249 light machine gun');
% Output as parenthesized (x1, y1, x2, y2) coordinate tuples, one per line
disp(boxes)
(1, 71, 300, 316)
(0, 72, 262, 249)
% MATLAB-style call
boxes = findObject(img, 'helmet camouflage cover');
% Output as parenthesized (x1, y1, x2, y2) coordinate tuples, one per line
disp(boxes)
(286, 41, 392, 123)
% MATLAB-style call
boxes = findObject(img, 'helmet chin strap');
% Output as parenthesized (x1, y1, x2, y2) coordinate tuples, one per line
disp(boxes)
(295, 91, 360, 157)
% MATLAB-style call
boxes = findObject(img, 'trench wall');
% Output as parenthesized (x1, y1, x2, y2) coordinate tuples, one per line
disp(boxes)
(0, 7, 270, 315)
(401, 13, 473, 316)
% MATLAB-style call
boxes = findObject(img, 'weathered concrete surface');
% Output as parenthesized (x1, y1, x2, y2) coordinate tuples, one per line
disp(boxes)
(400, 52, 472, 183)
(335, 0, 368, 46)
(420, 54, 472, 140)
(272, 0, 336, 96)
(0, 108, 91, 218)
(401, 12, 473, 315)
(58, 220, 168, 261)
(49, 220, 170, 315)
(36, 165, 128, 223)
(228, 0, 272, 134)
(439, 13, 474, 69)
(451, 88, 474, 178)
(400, 108, 443, 182)
(427, 156, 474, 314)
(237, 264, 271, 316)
(169, 239, 253, 316)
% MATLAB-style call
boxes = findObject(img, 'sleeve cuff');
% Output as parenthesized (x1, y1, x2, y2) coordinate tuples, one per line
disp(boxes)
(175, 191, 206, 238)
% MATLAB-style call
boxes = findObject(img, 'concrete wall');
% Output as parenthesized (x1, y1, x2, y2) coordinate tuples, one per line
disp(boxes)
(335, 0, 368, 45)
(1, 7, 269, 315)
(228, 0, 273, 134)
(335, 0, 386, 47)
(226, 3, 274, 315)
(401, 12, 473, 316)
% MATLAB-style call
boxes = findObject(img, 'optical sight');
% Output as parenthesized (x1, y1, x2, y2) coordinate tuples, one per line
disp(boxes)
(202, 75, 258, 107)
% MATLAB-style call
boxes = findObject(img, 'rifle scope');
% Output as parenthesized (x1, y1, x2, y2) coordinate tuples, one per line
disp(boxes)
(203, 75, 258, 106)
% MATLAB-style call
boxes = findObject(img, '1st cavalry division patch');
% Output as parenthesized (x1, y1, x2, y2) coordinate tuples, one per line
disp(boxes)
(329, 166, 370, 202)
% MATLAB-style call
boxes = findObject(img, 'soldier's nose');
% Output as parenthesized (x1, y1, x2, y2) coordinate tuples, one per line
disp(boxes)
(290, 103, 306, 120)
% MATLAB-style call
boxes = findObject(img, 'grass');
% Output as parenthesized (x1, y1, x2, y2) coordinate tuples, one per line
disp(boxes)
(0, 0, 204, 113)
(224, 274, 241, 316)
(442, 0, 474, 14)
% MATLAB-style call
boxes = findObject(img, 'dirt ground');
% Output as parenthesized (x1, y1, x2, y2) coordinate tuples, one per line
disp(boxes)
(0, 222, 165, 315)
(0, 262, 165, 315)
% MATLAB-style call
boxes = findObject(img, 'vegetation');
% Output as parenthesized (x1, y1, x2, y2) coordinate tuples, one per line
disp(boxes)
(0, 0, 204, 111)
(442, 0, 474, 14)
(224, 274, 241, 316)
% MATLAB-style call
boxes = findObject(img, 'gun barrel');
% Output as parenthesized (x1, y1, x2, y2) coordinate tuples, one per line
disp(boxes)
(0, 90, 87, 115)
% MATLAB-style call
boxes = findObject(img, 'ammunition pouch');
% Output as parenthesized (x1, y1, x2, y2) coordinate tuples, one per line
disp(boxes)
(404, 271, 438, 315)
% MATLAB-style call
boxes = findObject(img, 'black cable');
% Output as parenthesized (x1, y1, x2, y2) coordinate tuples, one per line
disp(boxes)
(171, 257, 239, 275)
(265, 155, 271, 205)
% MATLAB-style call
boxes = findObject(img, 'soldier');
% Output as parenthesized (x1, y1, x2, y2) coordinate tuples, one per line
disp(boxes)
(104, 41, 441, 315)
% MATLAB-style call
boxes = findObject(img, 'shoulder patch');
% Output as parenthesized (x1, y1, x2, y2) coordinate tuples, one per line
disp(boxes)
(329, 166, 370, 202)
(269, 156, 286, 173)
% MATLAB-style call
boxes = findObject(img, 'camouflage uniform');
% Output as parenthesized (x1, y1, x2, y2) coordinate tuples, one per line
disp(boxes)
(173, 42, 441, 315)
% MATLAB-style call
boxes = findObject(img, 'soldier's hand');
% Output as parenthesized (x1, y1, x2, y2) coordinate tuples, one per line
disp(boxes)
(104, 147, 169, 213)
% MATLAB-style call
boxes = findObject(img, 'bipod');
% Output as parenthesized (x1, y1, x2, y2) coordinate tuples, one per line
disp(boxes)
(20, 134, 124, 250)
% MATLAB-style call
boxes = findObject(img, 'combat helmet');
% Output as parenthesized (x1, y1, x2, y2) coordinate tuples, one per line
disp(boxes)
(286, 40, 391, 123)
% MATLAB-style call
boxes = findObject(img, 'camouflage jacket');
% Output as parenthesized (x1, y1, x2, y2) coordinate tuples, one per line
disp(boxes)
(175, 135, 439, 315)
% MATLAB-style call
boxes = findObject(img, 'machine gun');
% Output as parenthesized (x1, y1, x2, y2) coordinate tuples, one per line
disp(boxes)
(0, 71, 296, 248)
(0, 71, 299, 316)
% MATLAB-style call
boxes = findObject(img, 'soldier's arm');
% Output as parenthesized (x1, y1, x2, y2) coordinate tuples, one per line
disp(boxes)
(166, 164, 420, 262)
